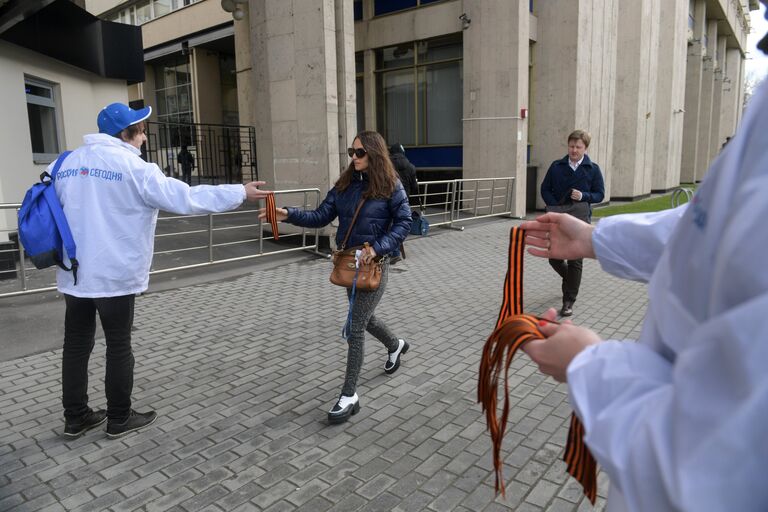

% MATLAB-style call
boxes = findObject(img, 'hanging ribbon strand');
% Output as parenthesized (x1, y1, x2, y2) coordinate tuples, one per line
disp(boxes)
(264, 192, 279, 240)
(477, 226, 597, 504)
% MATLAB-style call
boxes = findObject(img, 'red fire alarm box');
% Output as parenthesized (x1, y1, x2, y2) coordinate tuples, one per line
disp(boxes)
(520, 108, 528, 119)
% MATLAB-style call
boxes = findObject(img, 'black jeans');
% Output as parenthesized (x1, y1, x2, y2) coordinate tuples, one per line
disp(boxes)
(548, 258, 583, 304)
(62, 294, 135, 422)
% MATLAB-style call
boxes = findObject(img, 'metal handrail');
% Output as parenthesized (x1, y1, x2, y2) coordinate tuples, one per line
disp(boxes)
(0, 177, 517, 297)
(0, 189, 322, 298)
(671, 187, 694, 207)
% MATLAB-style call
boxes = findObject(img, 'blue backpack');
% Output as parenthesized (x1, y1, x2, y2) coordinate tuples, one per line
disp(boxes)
(17, 151, 79, 284)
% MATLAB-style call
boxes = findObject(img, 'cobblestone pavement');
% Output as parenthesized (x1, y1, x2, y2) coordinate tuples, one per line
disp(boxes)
(0, 218, 648, 512)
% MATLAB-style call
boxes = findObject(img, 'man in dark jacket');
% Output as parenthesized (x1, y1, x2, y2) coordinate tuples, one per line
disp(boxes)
(389, 144, 419, 203)
(389, 144, 419, 263)
(540, 129, 605, 317)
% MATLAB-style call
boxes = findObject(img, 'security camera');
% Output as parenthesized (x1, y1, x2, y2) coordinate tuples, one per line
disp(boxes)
(459, 13, 471, 29)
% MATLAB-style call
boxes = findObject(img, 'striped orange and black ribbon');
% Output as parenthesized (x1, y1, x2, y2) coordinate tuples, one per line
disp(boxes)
(478, 226, 597, 503)
(264, 193, 280, 240)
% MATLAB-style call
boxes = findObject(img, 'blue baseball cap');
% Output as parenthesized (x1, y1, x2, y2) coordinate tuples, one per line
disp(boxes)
(97, 103, 152, 135)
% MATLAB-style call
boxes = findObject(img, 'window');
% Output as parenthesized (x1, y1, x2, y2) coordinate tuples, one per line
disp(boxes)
(154, 55, 193, 125)
(353, 0, 362, 21)
(25, 77, 61, 163)
(106, 0, 201, 26)
(376, 34, 462, 146)
(373, 0, 448, 17)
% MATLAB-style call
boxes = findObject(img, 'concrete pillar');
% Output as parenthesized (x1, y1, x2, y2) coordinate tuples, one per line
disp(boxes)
(694, 20, 717, 179)
(247, 0, 354, 195)
(531, 0, 619, 206)
(709, 36, 727, 161)
(462, 0, 529, 217)
(363, 49, 376, 131)
(191, 47, 223, 125)
(651, 0, 687, 192)
(719, 47, 742, 143)
(334, 0, 358, 164)
(680, 0, 705, 184)
(611, 0, 660, 199)
(235, 10, 254, 128)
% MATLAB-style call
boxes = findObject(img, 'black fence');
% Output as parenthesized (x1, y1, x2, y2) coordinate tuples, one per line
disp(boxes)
(144, 121, 257, 185)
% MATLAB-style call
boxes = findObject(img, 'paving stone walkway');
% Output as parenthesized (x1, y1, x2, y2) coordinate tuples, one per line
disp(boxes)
(0, 218, 648, 512)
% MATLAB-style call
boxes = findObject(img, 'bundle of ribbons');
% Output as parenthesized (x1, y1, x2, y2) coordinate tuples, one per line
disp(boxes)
(477, 226, 597, 503)
(264, 192, 280, 240)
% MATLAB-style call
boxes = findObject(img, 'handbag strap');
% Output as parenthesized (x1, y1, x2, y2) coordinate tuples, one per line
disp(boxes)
(339, 198, 366, 250)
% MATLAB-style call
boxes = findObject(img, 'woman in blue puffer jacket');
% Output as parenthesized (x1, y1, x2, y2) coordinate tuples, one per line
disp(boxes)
(260, 131, 412, 424)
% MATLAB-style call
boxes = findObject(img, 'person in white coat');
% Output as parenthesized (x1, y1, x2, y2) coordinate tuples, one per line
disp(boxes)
(518, 40, 768, 512)
(56, 103, 269, 440)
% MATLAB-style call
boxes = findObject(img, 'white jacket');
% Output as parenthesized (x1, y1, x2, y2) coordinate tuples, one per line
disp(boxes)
(53, 134, 246, 298)
(567, 81, 768, 511)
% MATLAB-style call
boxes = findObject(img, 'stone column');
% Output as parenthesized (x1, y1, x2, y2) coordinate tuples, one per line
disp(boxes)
(652, 0, 687, 192)
(680, 0, 706, 184)
(462, 0, 529, 217)
(708, 35, 727, 161)
(248, 0, 353, 195)
(190, 47, 223, 125)
(530, 0, 619, 206)
(694, 19, 717, 180)
(719, 47, 742, 143)
(611, 0, 660, 199)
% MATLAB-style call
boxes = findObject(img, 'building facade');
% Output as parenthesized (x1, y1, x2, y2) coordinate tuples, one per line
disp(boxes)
(0, 0, 144, 246)
(85, 0, 758, 216)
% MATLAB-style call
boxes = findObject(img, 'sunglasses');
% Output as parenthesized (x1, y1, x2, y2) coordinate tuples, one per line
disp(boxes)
(347, 147, 368, 158)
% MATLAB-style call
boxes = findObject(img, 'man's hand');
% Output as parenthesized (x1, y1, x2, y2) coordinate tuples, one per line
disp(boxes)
(244, 181, 271, 202)
(570, 189, 583, 201)
(520, 212, 596, 260)
(258, 207, 288, 222)
(521, 308, 602, 382)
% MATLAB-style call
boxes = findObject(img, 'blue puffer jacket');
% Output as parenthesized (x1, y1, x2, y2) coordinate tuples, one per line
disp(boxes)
(284, 171, 412, 256)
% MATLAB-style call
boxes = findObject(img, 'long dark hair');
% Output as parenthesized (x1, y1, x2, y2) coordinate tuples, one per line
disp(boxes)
(335, 131, 399, 199)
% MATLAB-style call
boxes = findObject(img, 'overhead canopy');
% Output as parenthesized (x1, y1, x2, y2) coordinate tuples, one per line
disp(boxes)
(0, 0, 144, 82)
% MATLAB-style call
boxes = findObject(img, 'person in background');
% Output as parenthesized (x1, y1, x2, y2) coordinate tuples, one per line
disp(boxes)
(177, 145, 195, 185)
(540, 129, 605, 317)
(57, 103, 269, 440)
(389, 143, 418, 263)
(259, 131, 412, 424)
(519, 57, 768, 509)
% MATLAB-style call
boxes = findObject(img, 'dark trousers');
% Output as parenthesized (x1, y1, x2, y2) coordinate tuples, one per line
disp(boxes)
(548, 258, 583, 304)
(62, 294, 135, 422)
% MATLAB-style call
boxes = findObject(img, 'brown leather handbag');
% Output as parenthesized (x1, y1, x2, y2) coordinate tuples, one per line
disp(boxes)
(330, 199, 382, 291)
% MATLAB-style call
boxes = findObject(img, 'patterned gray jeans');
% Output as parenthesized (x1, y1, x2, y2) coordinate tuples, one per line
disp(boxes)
(341, 260, 400, 396)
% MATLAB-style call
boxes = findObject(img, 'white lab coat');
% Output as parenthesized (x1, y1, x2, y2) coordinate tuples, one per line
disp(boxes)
(53, 134, 246, 298)
(567, 81, 768, 511)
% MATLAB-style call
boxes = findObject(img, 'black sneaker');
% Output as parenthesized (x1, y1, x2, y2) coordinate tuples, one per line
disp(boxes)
(63, 409, 107, 439)
(560, 302, 574, 317)
(106, 409, 157, 439)
(327, 393, 360, 424)
(384, 339, 409, 374)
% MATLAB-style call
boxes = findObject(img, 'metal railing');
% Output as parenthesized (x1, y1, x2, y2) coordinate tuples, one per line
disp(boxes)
(415, 177, 516, 230)
(671, 187, 694, 207)
(0, 188, 322, 298)
(0, 176, 517, 297)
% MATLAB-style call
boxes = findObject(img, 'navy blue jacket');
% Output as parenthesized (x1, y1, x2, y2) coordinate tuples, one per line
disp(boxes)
(285, 171, 412, 256)
(541, 154, 605, 206)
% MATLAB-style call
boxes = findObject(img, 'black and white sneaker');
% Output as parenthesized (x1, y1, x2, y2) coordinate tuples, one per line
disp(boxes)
(106, 409, 157, 439)
(63, 409, 107, 439)
(327, 393, 360, 424)
(384, 339, 409, 375)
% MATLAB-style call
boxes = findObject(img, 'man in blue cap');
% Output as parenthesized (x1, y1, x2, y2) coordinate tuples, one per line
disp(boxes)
(54, 103, 269, 439)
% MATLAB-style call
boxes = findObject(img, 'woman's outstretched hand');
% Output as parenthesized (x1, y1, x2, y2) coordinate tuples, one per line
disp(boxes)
(258, 207, 288, 222)
(520, 212, 596, 260)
